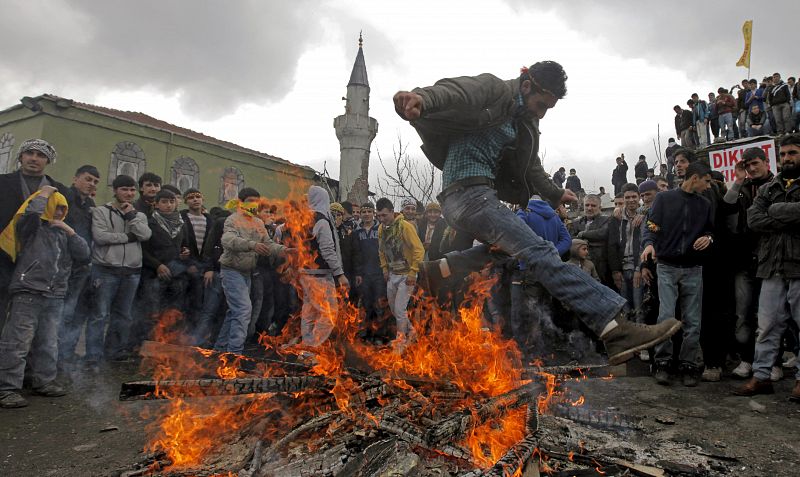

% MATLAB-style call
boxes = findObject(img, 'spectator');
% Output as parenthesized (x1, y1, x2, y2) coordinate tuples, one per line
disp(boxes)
(707, 93, 720, 141)
(716, 87, 737, 141)
(299, 186, 348, 348)
(638, 180, 658, 211)
(565, 168, 582, 196)
(613, 193, 624, 210)
(214, 188, 285, 354)
(400, 198, 417, 227)
(634, 155, 648, 185)
(85, 175, 151, 367)
(134, 172, 162, 217)
(655, 174, 670, 192)
(734, 135, 800, 400)
(724, 148, 774, 380)
(735, 80, 750, 138)
(641, 161, 714, 387)
(609, 183, 644, 313)
(58, 165, 100, 366)
(744, 78, 766, 115)
(646, 168, 655, 181)
(0, 186, 90, 408)
(339, 201, 359, 233)
(674, 105, 695, 148)
(192, 207, 230, 346)
(767, 72, 792, 135)
(376, 197, 423, 352)
(0, 139, 67, 328)
(689, 94, 709, 146)
(568, 239, 599, 281)
(180, 188, 212, 322)
(611, 156, 628, 195)
(417, 202, 446, 261)
(568, 195, 612, 287)
(747, 104, 772, 137)
(352, 202, 387, 342)
(138, 189, 189, 345)
(331, 202, 357, 305)
(553, 167, 566, 188)
(664, 138, 679, 173)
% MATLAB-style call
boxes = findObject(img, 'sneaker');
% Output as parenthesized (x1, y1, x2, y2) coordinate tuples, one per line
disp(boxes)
(731, 361, 752, 379)
(733, 377, 774, 396)
(0, 391, 28, 409)
(418, 260, 446, 298)
(701, 367, 722, 382)
(783, 354, 797, 369)
(31, 383, 67, 397)
(602, 317, 682, 365)
(770, 366, 784, 382)
(639, 350, 650, 362)
(653, 364, 671, 385)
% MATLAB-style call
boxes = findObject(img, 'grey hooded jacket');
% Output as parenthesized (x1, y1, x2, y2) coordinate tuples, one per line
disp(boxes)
(303, 186, 344, 277)
(91, 202, 152, 271)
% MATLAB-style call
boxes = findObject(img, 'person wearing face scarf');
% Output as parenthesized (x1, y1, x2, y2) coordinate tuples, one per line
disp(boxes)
(735, 134, 800, 400)
(0, 186, 90, 408)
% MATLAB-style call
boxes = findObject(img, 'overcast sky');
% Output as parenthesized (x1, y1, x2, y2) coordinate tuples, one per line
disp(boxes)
(1, 0, 795, 194)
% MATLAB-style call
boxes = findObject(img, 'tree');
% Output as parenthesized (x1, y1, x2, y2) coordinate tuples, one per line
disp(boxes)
(375, 134, 441, 205)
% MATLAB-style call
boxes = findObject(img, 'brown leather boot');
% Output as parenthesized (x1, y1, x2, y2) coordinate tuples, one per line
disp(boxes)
(791, 380, 800, 402)
(602, 317, 682, 365)
(732, 377, 774, 396)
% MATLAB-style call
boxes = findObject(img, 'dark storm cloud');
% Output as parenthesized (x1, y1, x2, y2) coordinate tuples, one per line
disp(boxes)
(509, 0, 797, 83)
(0, 0, 395, 119)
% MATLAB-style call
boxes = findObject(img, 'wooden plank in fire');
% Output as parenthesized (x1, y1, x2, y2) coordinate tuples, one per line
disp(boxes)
(118, 376, 333, 401)
(523, 363, 611, 380)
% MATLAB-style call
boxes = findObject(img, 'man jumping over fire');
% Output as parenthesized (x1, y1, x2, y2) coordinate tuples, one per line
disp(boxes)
(393, 61, 681, 365)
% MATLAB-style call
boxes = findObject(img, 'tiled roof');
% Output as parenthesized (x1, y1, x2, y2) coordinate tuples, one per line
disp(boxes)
(37, 94, 314, 173)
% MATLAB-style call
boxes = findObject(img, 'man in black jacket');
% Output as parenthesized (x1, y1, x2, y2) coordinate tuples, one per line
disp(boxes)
(395, 61, 681, 365)
(569, 195, 612, 287)
(0, 139, 68, 327)
(134, 172, 162, 217)
(674, 105, 695, 148)
(767, 72, 793, 135)
(641, 161, 714, 387)
(735, 134, 800, 400)
(353, 203, 387, 341)
(180, 188, 212, 323)
(634, 155, 648, 185)
(417, 202, 446, 261)
(611, 156, 628, 194)
(609, 184, 643, 312)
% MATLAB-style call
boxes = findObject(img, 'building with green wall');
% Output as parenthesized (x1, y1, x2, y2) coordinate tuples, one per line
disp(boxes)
(0, 94, 319, 204)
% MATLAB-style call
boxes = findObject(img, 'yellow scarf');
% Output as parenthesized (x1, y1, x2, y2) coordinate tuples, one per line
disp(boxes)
(224, 198, 259, 217)
(0, 191, 69, 262)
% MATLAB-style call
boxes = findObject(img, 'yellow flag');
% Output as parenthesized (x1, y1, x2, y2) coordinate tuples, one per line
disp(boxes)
(736, 20, 752, 68)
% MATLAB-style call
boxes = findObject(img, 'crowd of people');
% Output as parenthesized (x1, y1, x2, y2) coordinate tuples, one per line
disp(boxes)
(673, 71, 800, 149)
(2, 62, 799, 412)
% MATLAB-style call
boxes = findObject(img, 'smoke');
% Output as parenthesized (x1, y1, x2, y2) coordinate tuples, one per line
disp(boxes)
(0, 0, 396, 119)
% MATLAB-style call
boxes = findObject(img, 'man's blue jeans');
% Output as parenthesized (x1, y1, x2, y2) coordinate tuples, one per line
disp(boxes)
(719, 112, 735, 140)
(57, 264, 91, 362)
(0, 293, 63, 391)
(654, 263, 703, 367)
(86, 268, 140, 361)
(439, 184, 624, 337)
(214, 267, 252, 354)
(752, 277, 800, 381)
(620, 269, 643, 315)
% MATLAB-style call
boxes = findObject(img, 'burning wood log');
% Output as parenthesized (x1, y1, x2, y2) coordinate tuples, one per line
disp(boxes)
(118, 376, 333, 401)
(523, 364, 610, 379)
(425, 382, 544, 447)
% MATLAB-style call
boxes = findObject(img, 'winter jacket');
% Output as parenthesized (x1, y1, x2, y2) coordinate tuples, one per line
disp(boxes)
(303, 185, 344, 277)
(608, 213, 642, 272)
(747, 174, 800, 279)
(202, 212, 230, 273)
(568, 214, 611, 282)
(745, 88, 766, 111)
(749, 110, 768, 127)
(63, 186, 95, 248)
(552, 169, 566, 188)
(723, 172, 774, 271)
(565, 175, 582, 194)
(91, 202, 152, 271)
(142, 214, 186, 277)
(641, 188, 713, 268)
(352, 222, 382, 277)
(409, 73, 563, 206)
(634, 160, 648, 180)
(612, 161, 629, 186)
(416, 217, 447, 261)
(378, 215, 424, 278)
(516, 198, 571, 264)
(692, 100, 709, 124)
(767, 81, 791, 106)
(716, 93, 736, 115)
(675, 109, 693, 134)
(219, 211, 283, 273)
(181, 210, 212, 262)
(9, 195, 90, 298)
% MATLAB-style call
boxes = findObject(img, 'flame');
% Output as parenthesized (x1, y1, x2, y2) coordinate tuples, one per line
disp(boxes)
(141, 182, 544, 471)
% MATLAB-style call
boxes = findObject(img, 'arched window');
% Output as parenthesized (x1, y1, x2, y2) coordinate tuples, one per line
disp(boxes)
(108, 141, 146, 185)
(219, 166, 244, 204)
(0, 132, 15, 173)
(170, 156, 199, 194)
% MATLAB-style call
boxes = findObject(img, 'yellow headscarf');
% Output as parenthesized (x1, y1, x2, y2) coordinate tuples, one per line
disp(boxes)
(224, 198, 259, 217)
(0, 190, 68, 262)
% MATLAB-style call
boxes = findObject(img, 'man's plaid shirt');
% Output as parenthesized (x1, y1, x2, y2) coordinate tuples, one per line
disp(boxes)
(441, 94, 523, 187)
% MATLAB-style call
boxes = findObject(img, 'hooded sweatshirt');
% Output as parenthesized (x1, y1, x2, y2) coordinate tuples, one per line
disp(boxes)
(567, 238, 599, 280)
(515, 198, 571, 268)
(304, 185, 344, 277)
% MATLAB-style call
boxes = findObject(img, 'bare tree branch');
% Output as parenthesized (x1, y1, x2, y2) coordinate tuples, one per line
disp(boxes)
(375, 133, 441, 205)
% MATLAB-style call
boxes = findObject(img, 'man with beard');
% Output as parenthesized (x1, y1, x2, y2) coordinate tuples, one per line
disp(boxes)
(724, 148, 775, 381)
(570, 195, 612, 287)
(735, 134, 800, 401)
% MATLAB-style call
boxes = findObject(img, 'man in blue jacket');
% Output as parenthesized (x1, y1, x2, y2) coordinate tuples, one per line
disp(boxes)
(641, 161, 714, 387)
